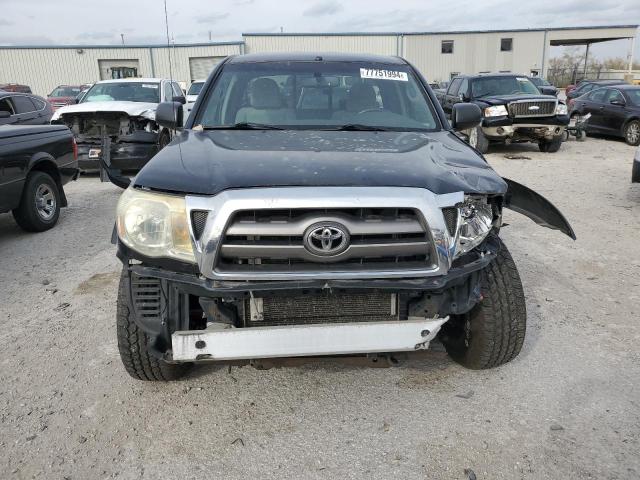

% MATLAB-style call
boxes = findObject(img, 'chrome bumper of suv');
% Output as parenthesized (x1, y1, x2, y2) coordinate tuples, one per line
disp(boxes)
(185, 187, 464, 281)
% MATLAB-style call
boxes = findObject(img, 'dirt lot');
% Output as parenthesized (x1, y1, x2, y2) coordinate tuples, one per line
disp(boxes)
(1, 136, 639, 480)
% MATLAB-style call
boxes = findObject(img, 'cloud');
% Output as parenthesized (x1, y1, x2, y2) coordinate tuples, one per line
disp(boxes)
(196, 12, 230, 24)
(303, 0, 343, 17)
(0, 19, 13, 26)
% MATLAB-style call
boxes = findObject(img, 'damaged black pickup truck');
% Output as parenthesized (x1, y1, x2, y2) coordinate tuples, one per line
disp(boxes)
(51, 78, 185, 184)
(110, 53, 575, 381)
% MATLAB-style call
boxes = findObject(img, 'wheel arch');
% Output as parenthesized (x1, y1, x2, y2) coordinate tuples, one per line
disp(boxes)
(27, 154, 67, 207)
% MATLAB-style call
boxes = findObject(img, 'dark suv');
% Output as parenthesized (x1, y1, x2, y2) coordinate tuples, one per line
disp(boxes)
(108, 53, 575, 381)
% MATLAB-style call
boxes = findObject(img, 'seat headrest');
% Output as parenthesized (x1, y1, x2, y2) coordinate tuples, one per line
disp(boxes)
(249, 78, 282, 109)
(346, 82, 378, 113)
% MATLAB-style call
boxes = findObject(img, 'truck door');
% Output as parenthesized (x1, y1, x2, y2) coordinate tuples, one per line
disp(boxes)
(443, 78, 462, 116)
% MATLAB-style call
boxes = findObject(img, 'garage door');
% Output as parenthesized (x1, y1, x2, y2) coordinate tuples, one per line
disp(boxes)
(189, 57, 224, 82)
(98, 59, 140, 80)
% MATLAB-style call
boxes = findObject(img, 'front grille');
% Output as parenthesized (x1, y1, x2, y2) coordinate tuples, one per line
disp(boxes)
(190, 210, 209, 240)
(508, 100, 556, 118)
(130, 274, 162, 321)
(441, 207, 458, 236)
(244, 291, 399, 326)
(216, 208, 435, 274)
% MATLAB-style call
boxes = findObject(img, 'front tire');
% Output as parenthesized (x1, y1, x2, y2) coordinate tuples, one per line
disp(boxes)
(468, 126, 489, 153)
(441, 238, 526, 369)
(12, 171, 61, 232)
(538, 135, 562, 153)
(116, 269, 191, 381)
(623, 120, 640, 146)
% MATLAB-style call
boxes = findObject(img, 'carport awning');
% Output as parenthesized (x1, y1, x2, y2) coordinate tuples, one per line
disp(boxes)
(550, 36, 633, 46)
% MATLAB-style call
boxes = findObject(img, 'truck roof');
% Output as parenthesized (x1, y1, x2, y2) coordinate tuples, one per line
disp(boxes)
(228, 52, 407, 65)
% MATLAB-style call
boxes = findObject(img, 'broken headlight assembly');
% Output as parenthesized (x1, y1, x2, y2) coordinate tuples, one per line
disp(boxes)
(453, 196, 494, 258)
(116, 188, 195, 263)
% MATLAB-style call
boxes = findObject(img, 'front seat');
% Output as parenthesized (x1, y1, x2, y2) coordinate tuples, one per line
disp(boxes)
(333, 82, 380, 122)
(235, 78, 290, 125)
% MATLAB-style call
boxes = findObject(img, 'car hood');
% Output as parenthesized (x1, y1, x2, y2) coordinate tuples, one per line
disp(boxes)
(51, 101, 158, 121)
(134, 129, 507, 196)
(476, 94, 558, 106)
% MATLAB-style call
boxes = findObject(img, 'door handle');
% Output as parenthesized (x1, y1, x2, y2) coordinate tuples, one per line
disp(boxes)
(599, 106, 604, 110)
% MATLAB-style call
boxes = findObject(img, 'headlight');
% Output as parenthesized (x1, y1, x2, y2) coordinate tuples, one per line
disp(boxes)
(452, 197, 493, 258)
(116, 188, 195, 263)
(484, 105, 508, 117)
(555, 103, 568, 115)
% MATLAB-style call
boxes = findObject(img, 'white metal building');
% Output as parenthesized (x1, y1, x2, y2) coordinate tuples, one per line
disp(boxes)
(0, 25, 636, 96)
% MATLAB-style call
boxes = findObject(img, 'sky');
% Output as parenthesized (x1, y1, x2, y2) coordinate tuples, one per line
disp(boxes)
(0, 0, 638, 61)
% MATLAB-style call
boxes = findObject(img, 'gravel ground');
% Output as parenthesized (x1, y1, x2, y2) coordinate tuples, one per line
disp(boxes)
(1, 136, 639, 480)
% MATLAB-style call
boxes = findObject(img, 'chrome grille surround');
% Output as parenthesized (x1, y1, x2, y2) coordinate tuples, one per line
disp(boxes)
(185, 187, 464, 281)
(508, 99, 557, 118)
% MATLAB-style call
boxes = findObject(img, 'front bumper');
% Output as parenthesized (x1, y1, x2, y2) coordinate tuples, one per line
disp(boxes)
(77, 139, 158, 172)
(482, 115, 569, 140)
(172, 317, 448, 361)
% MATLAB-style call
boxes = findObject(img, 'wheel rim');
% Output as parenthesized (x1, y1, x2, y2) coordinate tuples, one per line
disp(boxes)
(468, 128, 478, 148)
(627, 123, 640, 144)
(35, 184, 56, 221)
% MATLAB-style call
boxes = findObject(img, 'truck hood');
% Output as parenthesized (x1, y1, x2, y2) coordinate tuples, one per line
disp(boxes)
(51, 101, 158, 121)
(133, 129, 508, 196)
(476, 94, 558, 107)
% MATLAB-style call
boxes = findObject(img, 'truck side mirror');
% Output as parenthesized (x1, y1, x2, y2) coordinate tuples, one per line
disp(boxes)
(451, 103, 481, 131)
(156, 101, 184, 129)
(539, 86, 556, 96)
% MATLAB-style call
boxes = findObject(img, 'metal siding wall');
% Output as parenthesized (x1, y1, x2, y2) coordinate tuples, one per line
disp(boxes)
(404, 31, 546, 82)
(244, 35, 397, 55)
(0, 44, 241, 96)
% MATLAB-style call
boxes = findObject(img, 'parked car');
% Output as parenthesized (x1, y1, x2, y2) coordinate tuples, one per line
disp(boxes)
(0, 83, 32, 93)
(51, 78, 185, 176)
(633, 146, 640, 182)
(47, 85, 88, 110)
(0, 124, 78, 231)
(566, 79, 626, 108)
(110, 53, 575, 381)
(184, 79, 205, 118)
(570, 84, 640, 146)
(436, 73, 568, 153)
(0, 91, 53, 126)
(528, 77, 558, 96)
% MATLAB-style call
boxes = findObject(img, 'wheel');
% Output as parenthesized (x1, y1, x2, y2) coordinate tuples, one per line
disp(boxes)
(440, 237, 526, 369)
(623, 120, 640, 146)
(158, 129, 171, 150)
(467, 126, 489, 153)
(116, 269, 191, 381)
(538, 135, 562, 153)
(12, 171, 61, 232)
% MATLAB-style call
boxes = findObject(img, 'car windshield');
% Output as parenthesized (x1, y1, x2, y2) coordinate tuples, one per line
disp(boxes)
(195, 61, 439, 131)
(50, 86, 81, 97)
(626, 88, 640, 106)
(471, 76, 540, 97)
(188, 82, 204, 96)
(81, 82, 160, 103)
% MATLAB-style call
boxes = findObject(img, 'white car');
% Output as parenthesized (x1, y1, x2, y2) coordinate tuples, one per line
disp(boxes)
(51, 78, 185, 175)
(184, 80, 205, 119)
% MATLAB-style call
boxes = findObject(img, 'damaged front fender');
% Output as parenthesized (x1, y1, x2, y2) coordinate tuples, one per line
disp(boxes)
(503, 178, 576, 240)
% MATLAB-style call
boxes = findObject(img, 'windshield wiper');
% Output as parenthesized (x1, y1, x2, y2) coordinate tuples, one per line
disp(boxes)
(321, 124, 392, 131)
(201, 122, 284, 130)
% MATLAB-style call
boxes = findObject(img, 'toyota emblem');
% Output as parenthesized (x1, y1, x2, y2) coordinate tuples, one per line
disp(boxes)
(303, 222, 350, 256)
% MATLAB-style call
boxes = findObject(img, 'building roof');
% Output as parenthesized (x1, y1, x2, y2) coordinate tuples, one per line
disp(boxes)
(0, 41, 244, 50)
(243, 25, 638, 37)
